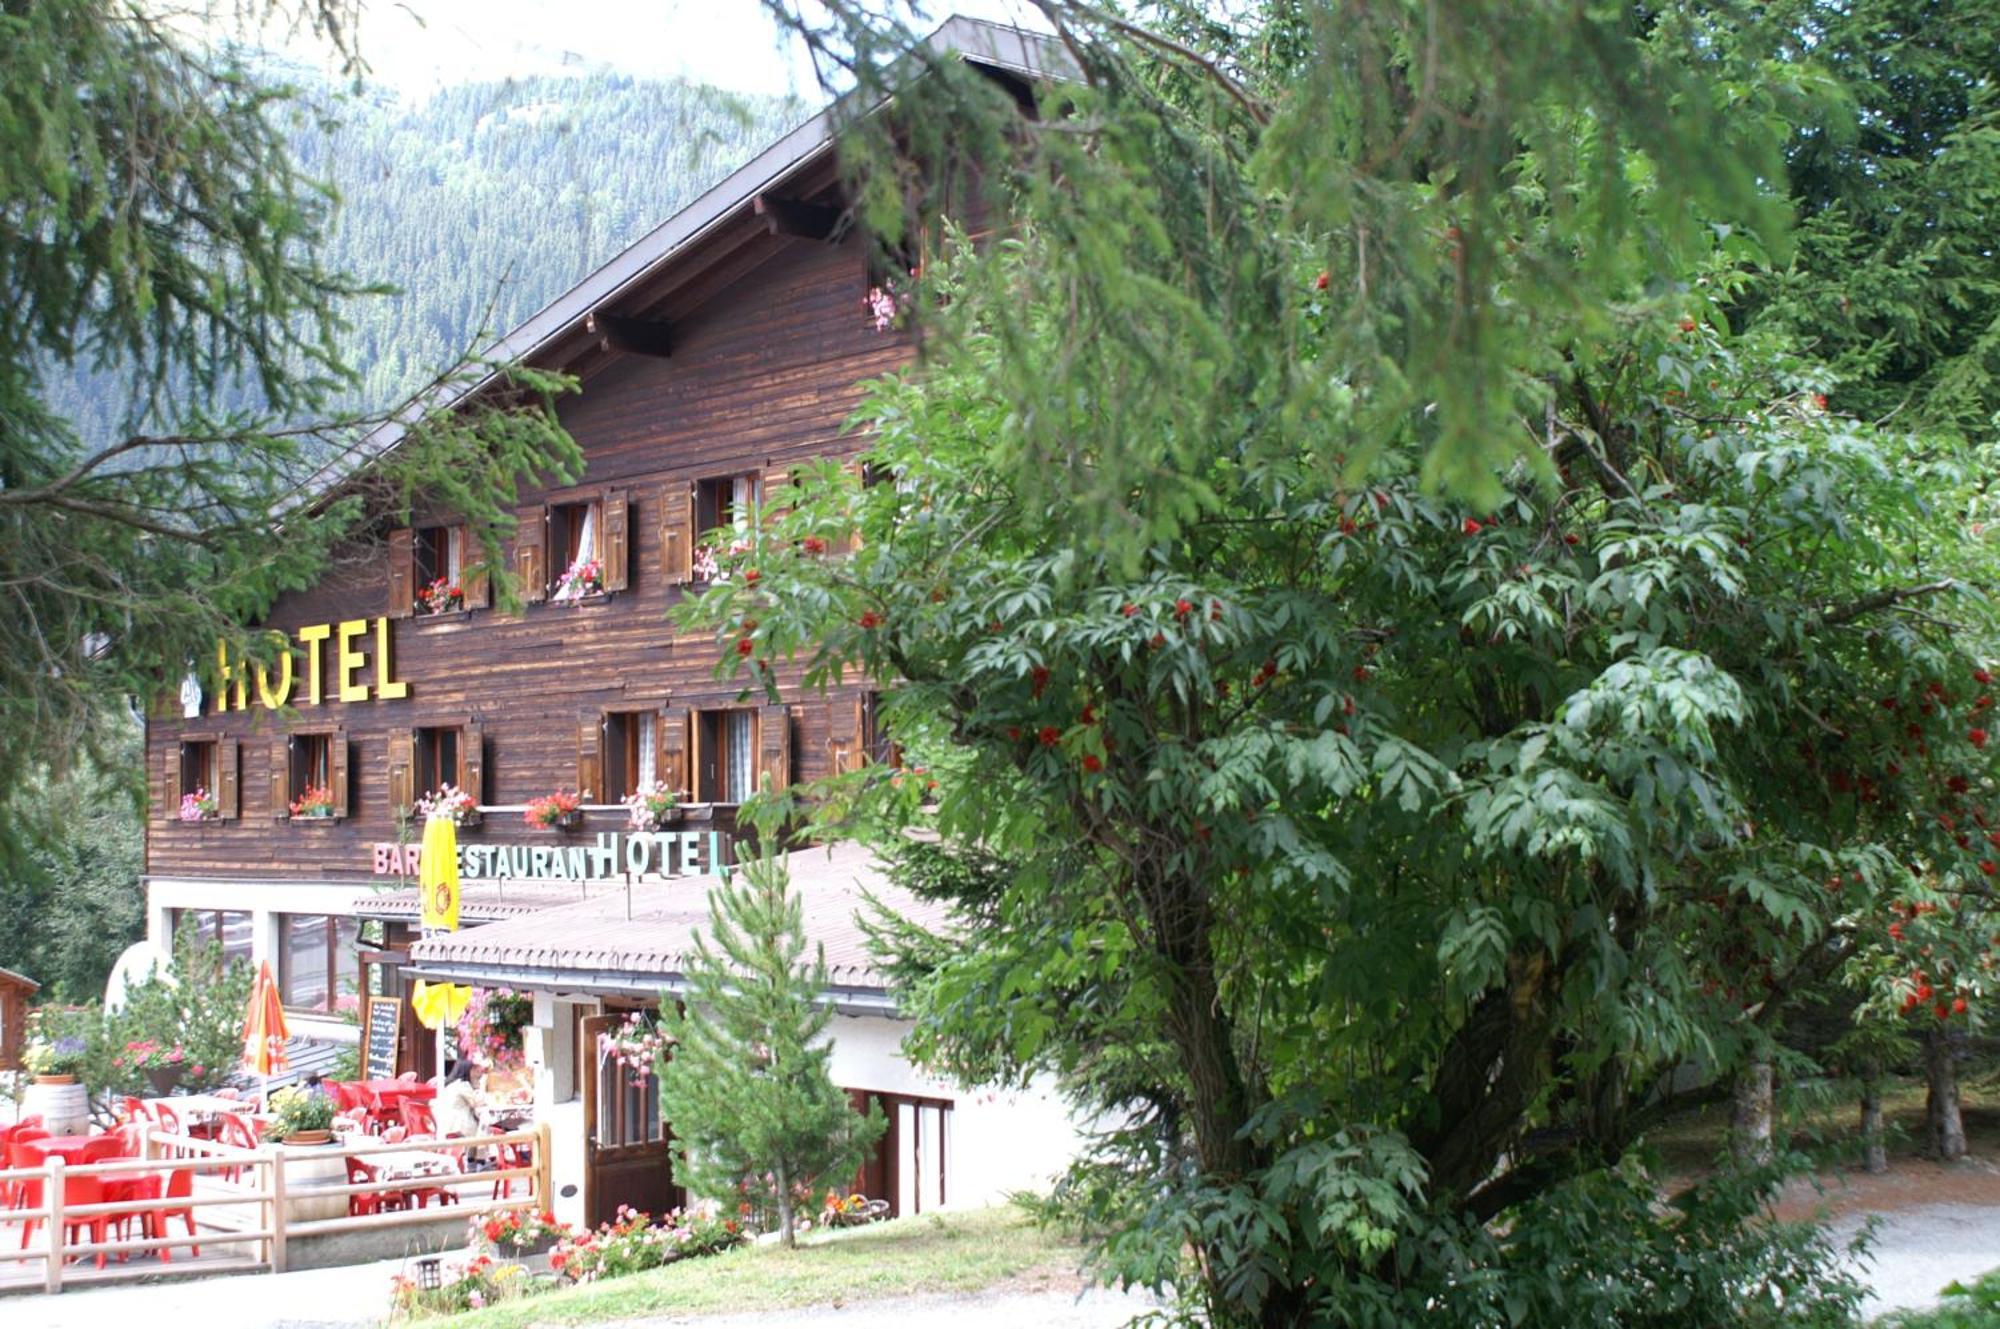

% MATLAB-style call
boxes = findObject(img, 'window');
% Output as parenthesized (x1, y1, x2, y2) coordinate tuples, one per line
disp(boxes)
(691, 474, 759, 581)
(164, 733, 237, 820)
(280, 913, 362, 1015)
(416, 726, 460, 797)
(274, 727, 347, 820)
(168, 909, 252, 969)
(550, 499, 602, 600)
(846, 1090, 952, 1217)
(601, 710, 659, 803)
(180, 740, 217, 800)
(389, 523, 487, 616)
(694, 710, 757, 804)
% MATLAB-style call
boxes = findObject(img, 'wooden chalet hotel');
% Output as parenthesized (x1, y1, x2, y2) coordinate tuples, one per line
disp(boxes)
(140, 17, 1085, 1228)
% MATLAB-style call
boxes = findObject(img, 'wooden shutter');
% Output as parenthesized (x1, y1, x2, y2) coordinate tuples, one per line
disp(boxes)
(761, 462, 794, 525)
(270, 734, 290, 819)
(600, 489, 629, 592)
(330, 729, 350, 818)
(578, 712, 603, 801)
(658, 482, 693, 585)
(163, 741, 182, 820)
(826, 693, 866, 775)
(460, 527, 490, 610)
(515, 504, 548, 604)
(387, 528, 415, 617)
(658, 707, 689, 799)
(461, 719, 485, 805)
(217, 740, 239, 820)
(387, 728, 414, 815)
(756, 704, 792, 795)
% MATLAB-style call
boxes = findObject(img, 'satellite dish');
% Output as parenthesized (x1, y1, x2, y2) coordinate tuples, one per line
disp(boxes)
(104, 939, 174, 1013)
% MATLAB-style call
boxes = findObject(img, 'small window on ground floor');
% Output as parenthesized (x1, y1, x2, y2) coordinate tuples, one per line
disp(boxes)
(168, 909, 252, 969)
(844, 1091, 951, 1218)
(280, 913, 361, 1016)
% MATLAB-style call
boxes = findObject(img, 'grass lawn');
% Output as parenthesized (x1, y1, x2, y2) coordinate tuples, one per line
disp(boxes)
(443, 1205, 1090, 1328)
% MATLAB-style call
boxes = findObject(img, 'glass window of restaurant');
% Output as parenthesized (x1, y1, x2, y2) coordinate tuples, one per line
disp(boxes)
(281, 913, 362, 1016)
(169, 909, 253, 968)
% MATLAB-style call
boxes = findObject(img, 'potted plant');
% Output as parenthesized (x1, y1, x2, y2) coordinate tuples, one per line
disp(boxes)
(552, 555, 604, 603)
(524, 790, 583, 830)
(621, 780, 679, 831)
(178, 787, 220, 821)
(23, 1036, 87, 1085)
(417, 576, 465, 615)
(415, 782, 480, 827)
(267, 1086, 338, 1146)
(118, 1039, 191, 1096)
(289, 784, 337, 819)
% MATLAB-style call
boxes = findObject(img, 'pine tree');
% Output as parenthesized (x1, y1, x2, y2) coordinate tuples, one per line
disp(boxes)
(657, 849, 884, 1248)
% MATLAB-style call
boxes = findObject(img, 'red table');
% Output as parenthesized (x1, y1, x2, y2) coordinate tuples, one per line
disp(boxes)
(36, 1134, 109, 1164)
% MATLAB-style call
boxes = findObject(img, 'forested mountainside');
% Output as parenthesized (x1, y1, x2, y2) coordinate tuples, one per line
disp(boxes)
(45, 72, 802, 445)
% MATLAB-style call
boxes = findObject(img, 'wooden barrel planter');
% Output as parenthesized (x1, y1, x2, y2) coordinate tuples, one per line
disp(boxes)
(23, 1078, 89, 1134)
(281, 1141, 351, 1223)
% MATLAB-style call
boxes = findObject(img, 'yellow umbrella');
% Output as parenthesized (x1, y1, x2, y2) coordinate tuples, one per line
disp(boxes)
(411, 979, 472, 1029)
(241, 959, 289, 1079)
(414, 815, 472, 1034)
(419, 814, 461, 932)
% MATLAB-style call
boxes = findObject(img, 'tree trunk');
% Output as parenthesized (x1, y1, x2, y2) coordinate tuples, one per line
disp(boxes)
(1730, 1054, 1774, 1166)
(1925, 1026, 1967, 1162)
(775, 1160, 796, 1248)
(1859, 1060, 1888, 1174)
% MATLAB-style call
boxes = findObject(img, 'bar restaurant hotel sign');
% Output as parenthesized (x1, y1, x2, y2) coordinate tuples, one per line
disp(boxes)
(373, 830, 732, 884)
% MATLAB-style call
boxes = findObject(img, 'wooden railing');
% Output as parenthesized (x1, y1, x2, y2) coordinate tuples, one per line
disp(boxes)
(0, 1122, 551, 1293)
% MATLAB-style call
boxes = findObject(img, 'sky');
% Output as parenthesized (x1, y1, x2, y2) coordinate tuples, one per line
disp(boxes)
(272, 0, 1052, 98)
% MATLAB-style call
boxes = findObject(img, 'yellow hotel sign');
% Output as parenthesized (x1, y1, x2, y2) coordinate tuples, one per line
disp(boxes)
(212, 617, 410, 713)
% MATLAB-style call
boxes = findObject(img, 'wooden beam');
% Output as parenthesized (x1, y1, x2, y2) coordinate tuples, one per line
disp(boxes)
(753, 194, 844, 242)
(586, 310, 673, 359)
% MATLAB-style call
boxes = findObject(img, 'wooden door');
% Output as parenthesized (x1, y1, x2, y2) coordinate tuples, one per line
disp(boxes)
(581, 1011, 681, 1226)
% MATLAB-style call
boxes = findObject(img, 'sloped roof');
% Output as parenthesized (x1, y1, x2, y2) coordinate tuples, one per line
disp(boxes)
(353, 880, 629, 923)
(310, 15, 1066, 497)
(405, 840, 945, 999)
(0, 967, 38, 994)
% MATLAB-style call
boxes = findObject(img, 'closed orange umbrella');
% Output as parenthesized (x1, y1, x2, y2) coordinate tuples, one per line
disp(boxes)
(241, 960, 290, 1079)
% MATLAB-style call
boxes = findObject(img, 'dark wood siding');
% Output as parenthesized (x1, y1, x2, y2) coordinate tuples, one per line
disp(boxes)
(145, 228, 902, 884)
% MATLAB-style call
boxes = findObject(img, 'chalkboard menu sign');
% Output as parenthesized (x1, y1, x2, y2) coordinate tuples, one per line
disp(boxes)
(363, 995, 402, 1081)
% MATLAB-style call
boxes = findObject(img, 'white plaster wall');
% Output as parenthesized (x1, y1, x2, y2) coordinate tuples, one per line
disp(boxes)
(823, 1012, 1086, 1209)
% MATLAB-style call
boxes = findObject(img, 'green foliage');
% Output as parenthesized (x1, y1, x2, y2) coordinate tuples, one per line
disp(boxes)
(656, 847, 884, 1248)
(105, 923, 255, 1096)
(684, 219, 1995, 1329)
(0, 728, 144, 1001)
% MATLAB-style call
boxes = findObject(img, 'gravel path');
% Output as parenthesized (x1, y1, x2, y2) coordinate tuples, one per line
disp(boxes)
(1837, 1201, 2000, 1321)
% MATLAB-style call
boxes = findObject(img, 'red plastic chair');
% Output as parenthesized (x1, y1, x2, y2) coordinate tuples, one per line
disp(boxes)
(9, 1142, 46, 1246)
(139, 1166, 199, 1261)
(400, 1100, 437, 1138)
(118, 1097, 146, 1123)
(13, 1161, 110, 1267)
(491, 1139, 533, 1199)
(343, 1157, 404, 1217)
(213, 1113, 260, 1183)
(79, 1135, 127, 1165)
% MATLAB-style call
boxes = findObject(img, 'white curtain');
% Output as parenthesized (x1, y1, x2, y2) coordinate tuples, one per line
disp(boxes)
(446, 526, 464, 582)
(575, 504, 598, 568)
(726, 711, 754, 802)
(732, 475, 756, 534)
(638, 712, 658, 788)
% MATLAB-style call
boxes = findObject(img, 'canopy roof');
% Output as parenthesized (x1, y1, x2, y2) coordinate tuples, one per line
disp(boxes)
(405, 841, 946, 1008)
